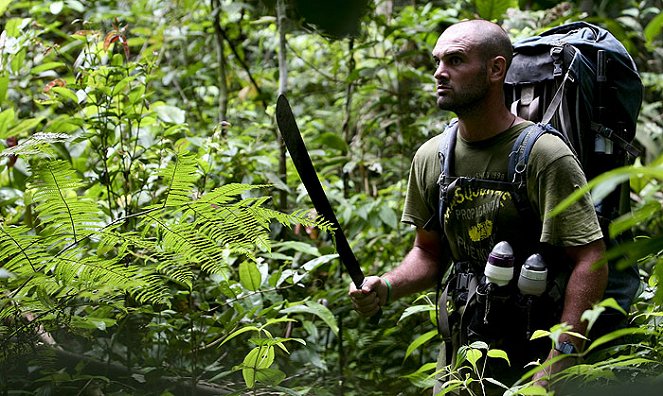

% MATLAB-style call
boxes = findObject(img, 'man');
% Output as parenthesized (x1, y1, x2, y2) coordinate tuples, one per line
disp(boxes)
(348, 19, 608, 393)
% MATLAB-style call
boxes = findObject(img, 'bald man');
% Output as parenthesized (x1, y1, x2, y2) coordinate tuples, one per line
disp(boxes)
(349, 20, 607, 394)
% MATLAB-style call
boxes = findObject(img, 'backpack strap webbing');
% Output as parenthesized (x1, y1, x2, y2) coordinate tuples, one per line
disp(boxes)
(507, 123, 568, 231)
(437, 120, 458, 229)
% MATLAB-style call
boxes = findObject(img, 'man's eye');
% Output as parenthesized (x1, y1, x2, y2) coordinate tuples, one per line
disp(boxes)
(449, 57, 462, 65)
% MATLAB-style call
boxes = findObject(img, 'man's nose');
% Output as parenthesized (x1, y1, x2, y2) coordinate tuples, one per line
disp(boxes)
(434, 62, 448, 80)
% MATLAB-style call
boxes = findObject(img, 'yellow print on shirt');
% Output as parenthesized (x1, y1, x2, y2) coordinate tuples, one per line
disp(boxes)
(469, 219, 493, 242)
(446, 188, 512, 216)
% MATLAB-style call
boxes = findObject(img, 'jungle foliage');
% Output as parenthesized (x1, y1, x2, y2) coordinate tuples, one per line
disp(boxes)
(0, 0, 662, 395)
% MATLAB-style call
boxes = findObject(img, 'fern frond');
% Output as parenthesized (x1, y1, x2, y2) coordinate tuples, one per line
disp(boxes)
(158, 150, 200, 207)
(28, 160, 103, 243)
(143, 183, 331, 281)
(0, 132, 72, 159)
(0, 224, 44, 274)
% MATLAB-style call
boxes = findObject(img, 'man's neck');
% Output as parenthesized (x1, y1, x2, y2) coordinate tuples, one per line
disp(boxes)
(456, 108, 519, 142)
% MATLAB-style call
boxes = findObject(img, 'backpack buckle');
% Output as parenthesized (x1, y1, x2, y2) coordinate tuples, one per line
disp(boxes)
(550, 46, 564, 77)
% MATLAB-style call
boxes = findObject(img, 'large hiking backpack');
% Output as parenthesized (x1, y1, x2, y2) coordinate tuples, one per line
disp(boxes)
(504, 21, 643, 311)
(436, 22, 643, 349)
(505, 21, 643, 221)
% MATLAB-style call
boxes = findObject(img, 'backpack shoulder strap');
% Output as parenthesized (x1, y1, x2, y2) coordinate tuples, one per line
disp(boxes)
(508, 123, 567, 185)
(437, 119, 458, 227)
(507, 123, 568, 234)
(438, 119, 458, 179)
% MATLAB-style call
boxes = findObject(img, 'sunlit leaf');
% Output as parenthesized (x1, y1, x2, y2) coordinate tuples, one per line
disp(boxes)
(49, 1, 63, 14)
(487, 349, 510, 365)
(153, 104, 186, 124)
(241, 346, 275, 388)
(644, 12, 663, 46)
(239, 261, 262, 291)
(281, 300, 339, 336)
(466, 348, 483, 371)
(475, 0, 518, 21)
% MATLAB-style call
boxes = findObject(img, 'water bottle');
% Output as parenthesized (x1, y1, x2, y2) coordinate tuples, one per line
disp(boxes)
(518, 253, 548, 297)
(484, 241, 515, 287)
(518, 253, 548, 337)
(480, 241, 515, 325)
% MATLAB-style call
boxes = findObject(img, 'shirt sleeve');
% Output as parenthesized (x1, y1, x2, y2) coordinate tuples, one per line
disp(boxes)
(401, 135, 443, 230)
(528, 134, 603, 246)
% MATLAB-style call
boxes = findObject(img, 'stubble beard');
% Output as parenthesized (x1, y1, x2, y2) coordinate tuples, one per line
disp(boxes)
(436, 68, 490, 116)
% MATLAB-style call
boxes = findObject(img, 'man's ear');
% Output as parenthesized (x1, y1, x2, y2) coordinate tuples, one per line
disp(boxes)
(488, 56, 507, 81)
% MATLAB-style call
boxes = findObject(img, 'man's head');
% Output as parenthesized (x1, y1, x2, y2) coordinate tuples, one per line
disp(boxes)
(432, 20, 513, 115)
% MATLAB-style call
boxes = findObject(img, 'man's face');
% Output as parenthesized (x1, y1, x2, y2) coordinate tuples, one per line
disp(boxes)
(431, 28, 490, 114)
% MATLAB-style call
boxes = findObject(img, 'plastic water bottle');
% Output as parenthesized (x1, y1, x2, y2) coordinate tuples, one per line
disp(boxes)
(518, 253, 548, 297)
(518, 253, 548, 338)
(480, 241, 514, 325)
(484, 241, 515, 286)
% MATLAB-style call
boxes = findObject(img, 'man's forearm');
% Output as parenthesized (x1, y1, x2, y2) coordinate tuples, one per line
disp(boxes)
(383, 245, 443, 301)
(559, 239, 608, 347)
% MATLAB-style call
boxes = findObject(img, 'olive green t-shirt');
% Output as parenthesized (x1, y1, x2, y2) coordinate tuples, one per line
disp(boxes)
(402, 121, 603, 265)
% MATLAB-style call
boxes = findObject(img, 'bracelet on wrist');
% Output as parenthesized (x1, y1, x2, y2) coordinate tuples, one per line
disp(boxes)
(382, 277, 392, 304)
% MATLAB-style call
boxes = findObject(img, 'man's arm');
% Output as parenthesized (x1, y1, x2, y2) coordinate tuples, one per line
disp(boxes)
(348, 227, 446, 318)
(558, 238, 608, 346)
(534, 238, 608, 382)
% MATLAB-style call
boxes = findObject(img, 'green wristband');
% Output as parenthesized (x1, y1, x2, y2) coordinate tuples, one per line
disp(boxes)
(382, 277, 392, 304)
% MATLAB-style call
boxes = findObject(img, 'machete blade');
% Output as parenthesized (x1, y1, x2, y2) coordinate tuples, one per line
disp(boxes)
(276, 94, 381, 323)
(276, 94, 364, 286)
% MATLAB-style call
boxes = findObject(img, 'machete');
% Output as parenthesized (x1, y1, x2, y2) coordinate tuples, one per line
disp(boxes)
(276, 94, 381, 323)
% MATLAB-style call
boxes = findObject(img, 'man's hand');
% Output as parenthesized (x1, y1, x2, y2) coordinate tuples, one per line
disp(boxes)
(348, 276, 388, 318)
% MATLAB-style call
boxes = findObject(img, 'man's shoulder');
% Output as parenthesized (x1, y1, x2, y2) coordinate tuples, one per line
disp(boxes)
(413, 130, 447, 160)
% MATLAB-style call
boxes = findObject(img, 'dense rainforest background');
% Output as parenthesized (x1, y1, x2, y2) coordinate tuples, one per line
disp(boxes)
(1, 0, 662, 395)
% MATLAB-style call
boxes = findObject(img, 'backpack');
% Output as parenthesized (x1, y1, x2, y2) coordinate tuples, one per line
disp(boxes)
(436, 22, 642, 348)
(504, 21, 643, 312)
(505, 21, 643, 221)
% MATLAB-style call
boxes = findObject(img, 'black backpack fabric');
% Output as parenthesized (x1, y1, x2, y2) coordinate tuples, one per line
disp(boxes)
(505, 21, 643, 221)
(504, 22, 643, 313)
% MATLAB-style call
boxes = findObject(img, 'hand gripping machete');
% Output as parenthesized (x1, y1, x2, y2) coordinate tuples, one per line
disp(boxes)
(276, 94, 381, 323)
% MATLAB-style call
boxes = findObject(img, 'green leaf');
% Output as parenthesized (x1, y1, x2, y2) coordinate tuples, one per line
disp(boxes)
(512, 385, 549, 395)
(314, 132, 348, 152)
(220, 326, 261, 347)
(404, 329, 437, 361)
(281, 301, 339, 336)
(302, 254, 337, 271)
(379, 205, 398, 228)
(529, 329, 550, 340)
(10, 117, 44, 137)
(0, 0, 11, 14)
(486, 349, 510, 365)
(597, 297, 627, 316)
(550, 165, 663, 217)
(465, 348, 483, 372)
(398, 304, 435, 322)
(31, 62, 66, 74)
(241, 346, 275, 388)
(275, 240, 321, 257)
(50, 87, 79, 103)
(475, 0, 518, 21)
(0, 73, 9, 103)
(49, 1, 64, 14)
(153, 104, 186, 124)
(644, 12, 663, 46)
(0, 108, 15, 138)
(254, 367, 286, 386)
(239, 261, 262, 291)
(584, 327, 652, 354)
